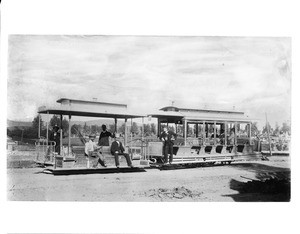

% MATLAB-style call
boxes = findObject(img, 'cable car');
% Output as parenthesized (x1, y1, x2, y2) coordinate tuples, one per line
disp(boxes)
(35, 98, 261, 174)
(146, 105, 261, 166)
(35, 98, 148, 173)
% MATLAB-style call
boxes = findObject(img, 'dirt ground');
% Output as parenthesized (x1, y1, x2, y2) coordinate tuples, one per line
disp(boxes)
(7, 155, 290, 202)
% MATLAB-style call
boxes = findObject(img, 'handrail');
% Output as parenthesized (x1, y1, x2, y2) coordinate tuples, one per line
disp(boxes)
(35, 139, 56, 162)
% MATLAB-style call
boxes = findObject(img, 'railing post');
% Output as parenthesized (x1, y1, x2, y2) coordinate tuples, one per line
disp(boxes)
(234, 122, 237, 153)
(36, 141, 39, 161)
(184, 119, 187, 146)
(54, 155, 56, 169)
(68, 114, 71, 156)
(53, 142, 57, 169)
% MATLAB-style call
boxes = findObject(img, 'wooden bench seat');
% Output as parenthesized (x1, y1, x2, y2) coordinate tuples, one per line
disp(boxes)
(173, 152, 235, 159)
(71, 145, 127, 168)
(171, 157, 235, 165)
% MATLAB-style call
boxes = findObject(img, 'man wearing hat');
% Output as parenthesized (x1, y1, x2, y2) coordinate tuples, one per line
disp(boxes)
(49, 125, 61, 155)
(159, 127, 177, 164)
(85, 133, 106, 168)
(110, 133, 133, 168)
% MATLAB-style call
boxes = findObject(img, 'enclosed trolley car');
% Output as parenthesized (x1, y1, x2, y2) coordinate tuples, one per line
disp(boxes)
(35, 98, 261, 174)
(146, 105, 261, 166)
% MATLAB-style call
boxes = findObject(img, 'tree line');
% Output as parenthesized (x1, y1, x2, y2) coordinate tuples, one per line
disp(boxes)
(7, 115, 158, 143)
(72, 122, 157, 137)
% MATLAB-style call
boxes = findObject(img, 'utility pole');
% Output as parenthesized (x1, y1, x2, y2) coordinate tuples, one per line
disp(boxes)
(265, 113, 272, 156)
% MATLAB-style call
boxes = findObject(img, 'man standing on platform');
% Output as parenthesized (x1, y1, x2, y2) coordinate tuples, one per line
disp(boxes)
(49, 125, 61, 155)
(98, 124, 114, 146)
(160, 127, 177, 164)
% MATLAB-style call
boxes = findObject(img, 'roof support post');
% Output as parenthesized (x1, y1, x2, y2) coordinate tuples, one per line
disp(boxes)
(249, 122, 252, 145)
(114, 118, 117, 133)
(142, 117, 145, 158)
(202, 121, 206, 146)
(38, 114, 41, 139)
(130, 118, 133, 136)
(234, 122, 237, 153)
(214, 121, 217, 146)
(60, 114, 63, 156)
(224, 121, 227, 147)
(142, 117, 144, 140)
(130, 118, 133, 148)
(157, 118, 161, 137)
(186, 123, 189, 137)
(124, 118, 128, 148)
(195, 123, 198, 138)
(184, 118, 187, 146)
(68, 114, 71, 155)
(46, 112, 49, 146)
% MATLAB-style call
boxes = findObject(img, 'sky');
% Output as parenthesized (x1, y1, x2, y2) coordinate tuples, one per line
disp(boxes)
(7, 35, 291, 128)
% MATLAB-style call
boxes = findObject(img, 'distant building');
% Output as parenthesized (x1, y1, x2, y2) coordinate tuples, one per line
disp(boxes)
(7, 137, 17, 151)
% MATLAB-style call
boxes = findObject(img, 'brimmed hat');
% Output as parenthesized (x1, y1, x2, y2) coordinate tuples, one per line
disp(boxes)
(89, 134, 96, 138)
(53, 125, 59, 130)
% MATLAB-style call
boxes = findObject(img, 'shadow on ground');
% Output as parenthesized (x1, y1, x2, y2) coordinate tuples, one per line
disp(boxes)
(223, 163, 290, 202)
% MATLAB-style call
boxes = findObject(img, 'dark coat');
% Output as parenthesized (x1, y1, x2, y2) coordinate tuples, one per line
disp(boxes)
(49, 131, 60, 145)
(159, 130, 177, 145)
(110, 140, 125, 155)
(98, 131, 113, 146)
(49, 131, 61, 154)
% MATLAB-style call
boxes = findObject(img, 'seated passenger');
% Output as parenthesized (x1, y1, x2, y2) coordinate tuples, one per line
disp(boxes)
(98, 124, 114, 146)
(211, 132, 219, 139)
(111, 134, 133, 168)
(85, 134, 107, 168)
(219, 129, 225, 144)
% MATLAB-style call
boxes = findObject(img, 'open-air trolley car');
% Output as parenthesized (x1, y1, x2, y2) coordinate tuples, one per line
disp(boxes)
(35, 98, 261, 174)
